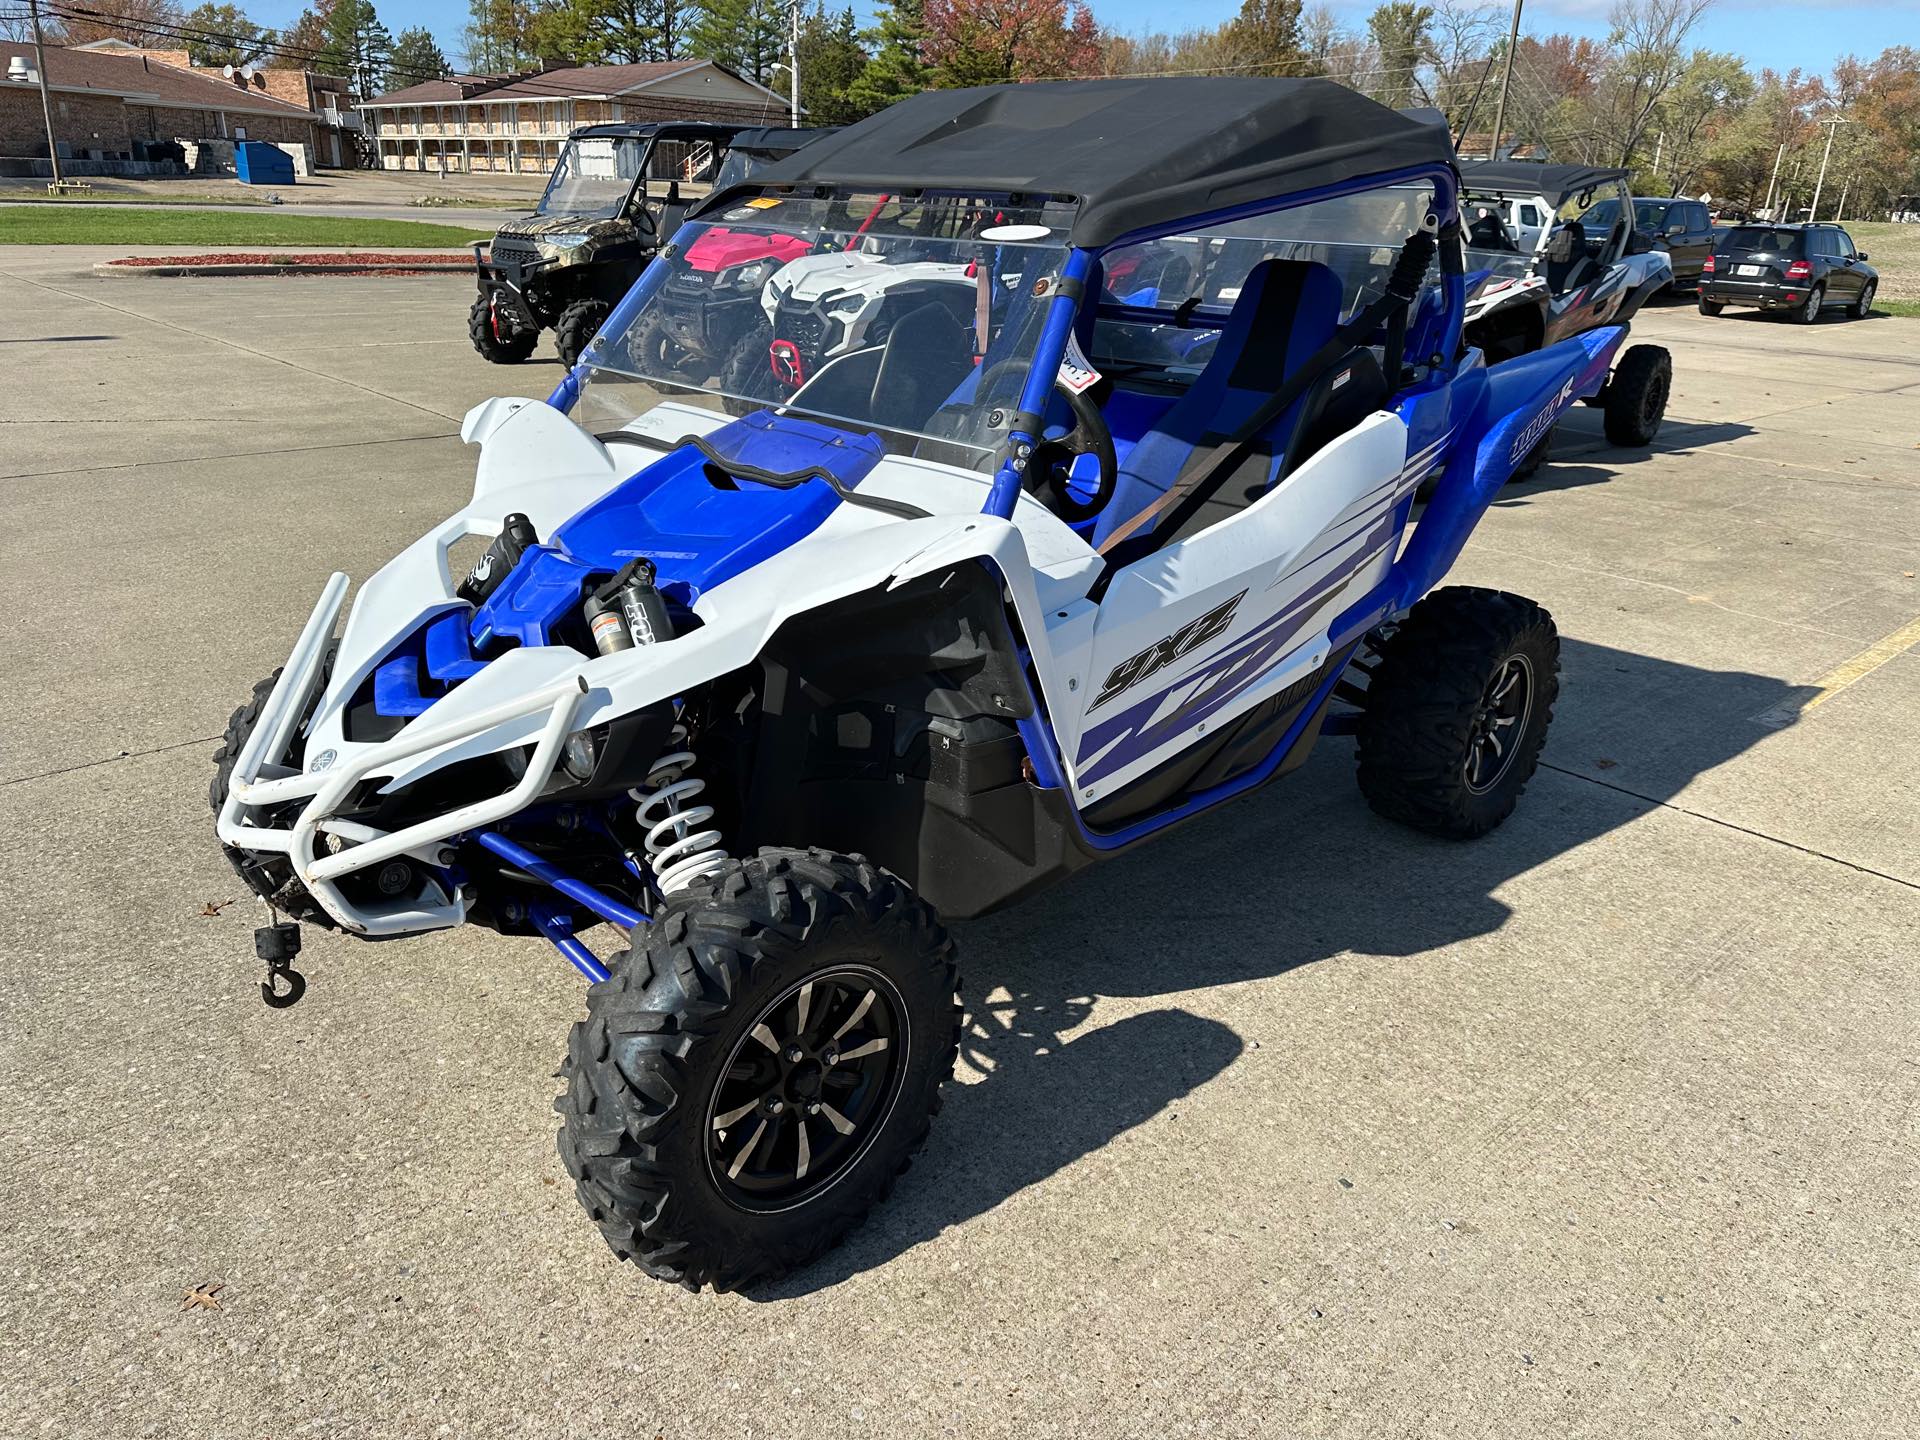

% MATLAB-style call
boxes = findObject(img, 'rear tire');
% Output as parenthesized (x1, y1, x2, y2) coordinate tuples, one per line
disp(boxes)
(1791, 284, 1823, 325)
(554, 298, 612, 369)
(1697, 296, 1724, 316)
(1602, 344, 1671, 447)
(556, 849, 961, 1292)
(469, 293, 537, 364)
(1356, 587, 1559, 839)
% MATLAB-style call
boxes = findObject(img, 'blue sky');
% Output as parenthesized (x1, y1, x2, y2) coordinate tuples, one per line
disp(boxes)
(241, 0, 1903, 84)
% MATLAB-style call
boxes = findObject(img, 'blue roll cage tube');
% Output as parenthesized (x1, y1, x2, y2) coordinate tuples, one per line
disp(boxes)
(518, 164, 1483, 971)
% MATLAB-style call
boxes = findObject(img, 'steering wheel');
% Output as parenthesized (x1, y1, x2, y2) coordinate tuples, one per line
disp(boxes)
(974, 360, 1118, 524)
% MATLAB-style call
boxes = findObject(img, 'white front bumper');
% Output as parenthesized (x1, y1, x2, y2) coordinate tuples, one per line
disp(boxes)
(214, 572, 590, 937)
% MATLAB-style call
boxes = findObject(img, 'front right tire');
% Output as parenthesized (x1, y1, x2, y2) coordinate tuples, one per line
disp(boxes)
(469, 293, 537, 364)
(556, 849, 961, 1292)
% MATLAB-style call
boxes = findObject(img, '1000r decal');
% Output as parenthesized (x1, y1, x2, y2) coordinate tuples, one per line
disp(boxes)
(1090, 590, 1246, 712)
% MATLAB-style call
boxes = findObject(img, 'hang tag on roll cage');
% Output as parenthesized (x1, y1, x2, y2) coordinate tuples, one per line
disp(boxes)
(1057, 329, 1102, 395)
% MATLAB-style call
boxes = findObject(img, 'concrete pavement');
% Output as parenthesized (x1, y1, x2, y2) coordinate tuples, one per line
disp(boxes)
(0, 253, 1915, 1438)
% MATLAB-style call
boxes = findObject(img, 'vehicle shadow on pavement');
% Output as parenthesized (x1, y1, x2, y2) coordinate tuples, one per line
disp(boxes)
(1489, 415, 1755, 502)
(755, 636, 1799, 1298)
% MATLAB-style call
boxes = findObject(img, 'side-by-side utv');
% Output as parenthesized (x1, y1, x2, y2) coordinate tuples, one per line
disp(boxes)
(469, 122, 759, 369)
(218, 79, 1668, 1292)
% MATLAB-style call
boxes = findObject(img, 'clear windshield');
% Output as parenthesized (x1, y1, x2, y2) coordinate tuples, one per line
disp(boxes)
(1462, 191, 1537, 279)
(577, 190, 1076, 471)
(538, 136, 646, 219)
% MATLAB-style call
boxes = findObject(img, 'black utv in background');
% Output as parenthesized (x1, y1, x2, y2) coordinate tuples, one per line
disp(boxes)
(1698, 223, 1879, 323)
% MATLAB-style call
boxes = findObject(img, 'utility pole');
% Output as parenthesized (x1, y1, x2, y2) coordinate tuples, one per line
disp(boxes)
(27, 0, 63, 188)
(788, 0, 800, 128)
(1809, 115, 1846, 222)
(1833, 176, 1849, 223)
(1651, 130, 1663, 180)
(1487, 0, 1524, 161)
(1761, 142, 1784, 218)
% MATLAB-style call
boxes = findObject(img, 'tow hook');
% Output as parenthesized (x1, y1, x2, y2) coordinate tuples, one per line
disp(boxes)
(255, 921, 307, 1008)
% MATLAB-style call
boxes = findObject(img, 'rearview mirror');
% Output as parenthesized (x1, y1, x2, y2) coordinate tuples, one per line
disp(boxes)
(1858, 250, 1870, 261)
(1666, 220, 1686, 235)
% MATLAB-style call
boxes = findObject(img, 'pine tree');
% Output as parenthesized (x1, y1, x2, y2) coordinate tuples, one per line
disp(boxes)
(322, 0, 393, 90)
(796, 4, 867, 124)
(844, 0, 925, 117)
(687, 0, 786, 85)
(388, 26, 450, 86)
(463, 0, 541, 72)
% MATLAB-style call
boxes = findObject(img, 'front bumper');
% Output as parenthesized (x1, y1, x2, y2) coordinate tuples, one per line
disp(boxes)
(215, 573, 590, 937)
(474, 243, 552, 332)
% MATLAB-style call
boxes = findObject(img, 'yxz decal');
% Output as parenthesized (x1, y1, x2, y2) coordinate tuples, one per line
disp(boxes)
(1090, 590, 1246, 712)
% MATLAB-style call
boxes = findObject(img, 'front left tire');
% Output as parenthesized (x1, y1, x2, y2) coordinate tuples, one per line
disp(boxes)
(1356, 587, 1560, 840)
(554, 298, 613, 369)
(556, 849, 961, 1292)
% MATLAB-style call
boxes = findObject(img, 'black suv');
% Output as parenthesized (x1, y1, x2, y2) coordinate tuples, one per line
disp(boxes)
(1631, 196, 1715, 291)
(1699, 223, 1879, 323)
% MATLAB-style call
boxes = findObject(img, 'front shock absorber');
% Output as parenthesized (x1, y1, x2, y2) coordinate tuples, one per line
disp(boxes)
(584, 559, 732, 895)
(633, 721, 729, 893)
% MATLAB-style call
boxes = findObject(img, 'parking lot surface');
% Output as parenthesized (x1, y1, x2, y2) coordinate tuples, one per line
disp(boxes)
(1, 249, 1916, 1438)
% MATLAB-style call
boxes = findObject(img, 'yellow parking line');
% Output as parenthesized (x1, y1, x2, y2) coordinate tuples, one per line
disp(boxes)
(1753, 612, 1920, 729)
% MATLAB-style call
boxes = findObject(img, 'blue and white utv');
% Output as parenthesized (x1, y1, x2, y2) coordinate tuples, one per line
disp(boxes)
(212, 77, 1648, 1291)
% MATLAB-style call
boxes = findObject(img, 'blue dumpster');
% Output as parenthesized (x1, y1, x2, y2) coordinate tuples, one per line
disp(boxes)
(234, 142, 295, 186)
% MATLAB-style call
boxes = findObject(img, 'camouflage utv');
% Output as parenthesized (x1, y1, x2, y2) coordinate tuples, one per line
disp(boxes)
(470, 122, 750, 369)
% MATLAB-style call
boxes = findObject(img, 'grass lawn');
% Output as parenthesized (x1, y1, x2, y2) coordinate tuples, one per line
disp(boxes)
(1844, 222, 1920, 302)
(0, 189, 270, 206)
(0, 207, 490, 248)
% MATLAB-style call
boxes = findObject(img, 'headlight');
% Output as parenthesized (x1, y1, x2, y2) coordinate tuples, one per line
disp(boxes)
(732, 260, 774, 291)
(543, 233, 592, 249)
(827, 291, 866, 315)
(562, 728, 599, 781)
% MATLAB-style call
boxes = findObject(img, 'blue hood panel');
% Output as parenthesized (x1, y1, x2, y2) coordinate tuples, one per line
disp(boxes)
(471, 412, 884, 649)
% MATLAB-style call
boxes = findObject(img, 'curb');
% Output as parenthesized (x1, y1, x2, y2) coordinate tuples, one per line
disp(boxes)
(95, 260, 473, 278)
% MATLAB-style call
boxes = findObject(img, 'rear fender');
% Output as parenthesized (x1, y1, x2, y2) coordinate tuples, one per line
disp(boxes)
(1344, 325, 1623, 631)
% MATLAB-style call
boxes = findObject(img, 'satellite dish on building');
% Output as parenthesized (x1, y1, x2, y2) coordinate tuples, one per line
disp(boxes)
(223, 64, 236, 78)
(239, 65, 257, 81)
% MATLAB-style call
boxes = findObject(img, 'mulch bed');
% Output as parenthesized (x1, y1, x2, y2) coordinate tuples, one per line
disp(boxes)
(102, 251, 475, 275)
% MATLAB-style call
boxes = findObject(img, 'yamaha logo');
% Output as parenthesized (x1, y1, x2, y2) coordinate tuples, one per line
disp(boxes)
(308, 749, 338, 773)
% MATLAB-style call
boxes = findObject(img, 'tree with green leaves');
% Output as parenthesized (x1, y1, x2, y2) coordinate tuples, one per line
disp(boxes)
(687, 0, 787, 85)
(319, 0, 392, 89)
(387, 25, 450, 86)
(795, 3, 867, 124)
(1227, 0, 1305, 77)
(463, 0, 541, 72)
(530, 0, 690, 64)
(844, 0, 927, 117)
(182, 2, 275, 67)
(1366, 2, 1433, 110)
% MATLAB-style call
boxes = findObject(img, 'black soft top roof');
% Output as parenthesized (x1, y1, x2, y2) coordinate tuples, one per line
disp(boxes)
(1459, 160, 1628, 203)
(725, 126, 838, 156)
(748, 78, 1457, 248)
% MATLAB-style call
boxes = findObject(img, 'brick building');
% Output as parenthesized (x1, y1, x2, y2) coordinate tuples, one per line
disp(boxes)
(0, 39, 329, 174)
(361, 59, 787, 174)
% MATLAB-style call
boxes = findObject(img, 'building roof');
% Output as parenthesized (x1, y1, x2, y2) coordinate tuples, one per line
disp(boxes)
(1, 40, 315, 117)
(362, 74, 508, 106)
(751, 78, 1459, 248)
(361, 57, 777, 108)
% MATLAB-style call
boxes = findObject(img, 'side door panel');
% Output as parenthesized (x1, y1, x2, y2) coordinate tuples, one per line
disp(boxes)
(1062, 414, 1411, 804)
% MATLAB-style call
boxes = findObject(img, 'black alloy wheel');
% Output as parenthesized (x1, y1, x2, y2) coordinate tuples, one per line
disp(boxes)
(706, 968, 907, 1211)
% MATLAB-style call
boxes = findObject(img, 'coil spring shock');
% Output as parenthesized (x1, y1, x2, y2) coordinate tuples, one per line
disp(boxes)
(631, 720, 730, 894)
